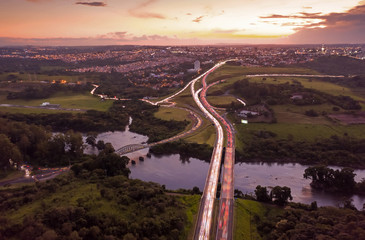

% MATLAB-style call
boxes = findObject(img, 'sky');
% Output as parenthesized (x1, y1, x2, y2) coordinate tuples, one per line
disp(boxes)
(0, 0, 365, 46)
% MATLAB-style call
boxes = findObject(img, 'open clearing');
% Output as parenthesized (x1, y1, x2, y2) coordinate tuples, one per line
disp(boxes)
(234, 199, 283, 240)
(0, 92, 113, 112)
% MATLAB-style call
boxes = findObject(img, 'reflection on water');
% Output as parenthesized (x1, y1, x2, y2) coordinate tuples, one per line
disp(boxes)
(234, 162, 365, 209)
(85, 126, 365, 209)
(129, 154, 209, 191)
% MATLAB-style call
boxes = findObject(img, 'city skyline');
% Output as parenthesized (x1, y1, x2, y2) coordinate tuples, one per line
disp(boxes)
(0, 0, 365, 46)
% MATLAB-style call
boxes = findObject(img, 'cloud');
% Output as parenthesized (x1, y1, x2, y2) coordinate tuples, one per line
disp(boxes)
(282, 4, 365, 43)
(128, 0, 166, 19)
(75, 2, 107, 7)
(212, 29, 241, 34)
(192, 15, 205, 23)
(0, 32, 184, 46)
(25, 0, 51, 2)
(260, 12, 323, 20)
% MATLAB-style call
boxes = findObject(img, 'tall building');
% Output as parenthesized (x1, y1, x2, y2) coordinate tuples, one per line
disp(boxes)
(194, 60, 200, 71)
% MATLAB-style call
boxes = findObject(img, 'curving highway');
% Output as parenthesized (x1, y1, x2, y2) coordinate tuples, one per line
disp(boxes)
(191, 62, 227, 240)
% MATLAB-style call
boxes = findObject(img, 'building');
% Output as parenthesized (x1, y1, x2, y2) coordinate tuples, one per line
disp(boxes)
(238, 110, 259, 118)
(194, 60, 200, 71)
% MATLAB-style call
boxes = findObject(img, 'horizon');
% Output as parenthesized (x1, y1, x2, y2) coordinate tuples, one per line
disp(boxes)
(1, 0, 365, 46)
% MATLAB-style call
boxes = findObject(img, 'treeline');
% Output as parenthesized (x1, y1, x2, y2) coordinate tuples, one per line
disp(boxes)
(237, 132, 365, 168)
(257, 202, 365, 239)
(0, 150, 189, 240)
(120, 101, 189, 143)
(304, 165, 365, 195)
(228, 78, 361, 109)
(1, 103, 129, 133)
(0, 118, 84, 168)
(95, 72, 171, 99)
(299, 55, 365, 76)
(149, 140, 213, 161)
(235, 185, 293, 206)
(7, 83, 93, 100)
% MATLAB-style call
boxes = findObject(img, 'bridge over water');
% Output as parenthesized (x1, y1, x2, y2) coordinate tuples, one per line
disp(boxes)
(115, 144, 148, 155)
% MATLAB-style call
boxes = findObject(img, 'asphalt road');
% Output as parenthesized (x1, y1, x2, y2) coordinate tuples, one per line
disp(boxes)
(0, 166, 70, 186)
(191, 62, 226, 240)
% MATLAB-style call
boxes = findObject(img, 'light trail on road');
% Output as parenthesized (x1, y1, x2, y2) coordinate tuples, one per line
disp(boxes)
(191, 63, 226, 240)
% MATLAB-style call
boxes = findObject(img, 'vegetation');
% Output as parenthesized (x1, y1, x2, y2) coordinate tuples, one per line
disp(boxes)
(1, 103, 129, 133)
(149, 139, 213, 162)
(260, 202, 365, 240)
(0, 118, 85, 168)
(0, 149, 197, 240)
(6, 83, 92, 100)
(0, 91, 113, 112)
(234, 199, 284, 240)
(303, 165, 365, 195)
(237, 133, 365, 168)
(122, 101, 189, 143)
(299, 56, 365, 76)
(235, 197, 365, 240)
(228, 78, 361, 110)
(254, 185, 293, 206)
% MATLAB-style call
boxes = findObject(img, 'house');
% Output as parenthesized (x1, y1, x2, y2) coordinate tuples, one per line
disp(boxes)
(238, 110, 259, 118)
(290, 94, 303, 100)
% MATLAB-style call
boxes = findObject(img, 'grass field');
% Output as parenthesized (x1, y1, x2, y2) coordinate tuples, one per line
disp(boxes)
(184, 122, 216, 146)
(154, 106, 193, 133)
(206, 65, 319, 83)
(6, 181, 101, 224)
(0, 92, 113, 112)
(235, 122, 365, 143)
(249, 76, 365, 102)
(272, 104, 337, 124)
(178, 195, 201, 240)
(0, 72, 81, 83)
(206, 95, 238, 107)
(154, 106, 190, 122)
(234, 199, 283, 240)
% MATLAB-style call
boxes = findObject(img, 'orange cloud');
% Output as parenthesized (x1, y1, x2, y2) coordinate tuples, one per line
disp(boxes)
(75, 2, 107, 7)
(128, 0, 166, 19)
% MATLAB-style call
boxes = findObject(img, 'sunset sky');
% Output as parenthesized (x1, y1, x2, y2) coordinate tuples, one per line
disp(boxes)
(1, 0, 365, 46)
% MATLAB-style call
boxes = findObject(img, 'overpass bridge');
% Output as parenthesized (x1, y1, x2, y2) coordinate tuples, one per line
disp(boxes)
(115, 144, 148, 155)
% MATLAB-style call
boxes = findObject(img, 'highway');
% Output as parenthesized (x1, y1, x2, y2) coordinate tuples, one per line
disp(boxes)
(200, 78, 235, 240)
(191, 62, 227, 240)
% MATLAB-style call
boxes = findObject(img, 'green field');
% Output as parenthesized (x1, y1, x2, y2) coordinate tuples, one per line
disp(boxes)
(154, 106, 191, 122)
(179, 195, 201, 240)
(234, 199, 283, 240)
(0, 92, 113, 112)
(206, 65, 319, 83)
(184, 122, 216, 146)
(0, 72, 82, 83)
(236, 122, 365, 142)
(272, 104, 336, 124)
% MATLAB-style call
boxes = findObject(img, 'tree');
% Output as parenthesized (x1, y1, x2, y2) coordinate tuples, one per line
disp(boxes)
(0, 134, 22, 169)
(255, 185, 271, 202)
(270, 186, 292, 206)
(97, 152, 130, 177)
(192, 186, 201, 195)
(86, 136, 96, 148)
(65, 130, 84, 158)
(96, 140, 105, 151)
(304, 166, 356, 193)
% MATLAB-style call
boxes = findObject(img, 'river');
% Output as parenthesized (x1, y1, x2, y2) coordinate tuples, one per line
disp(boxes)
(89, 126, 365, 209)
